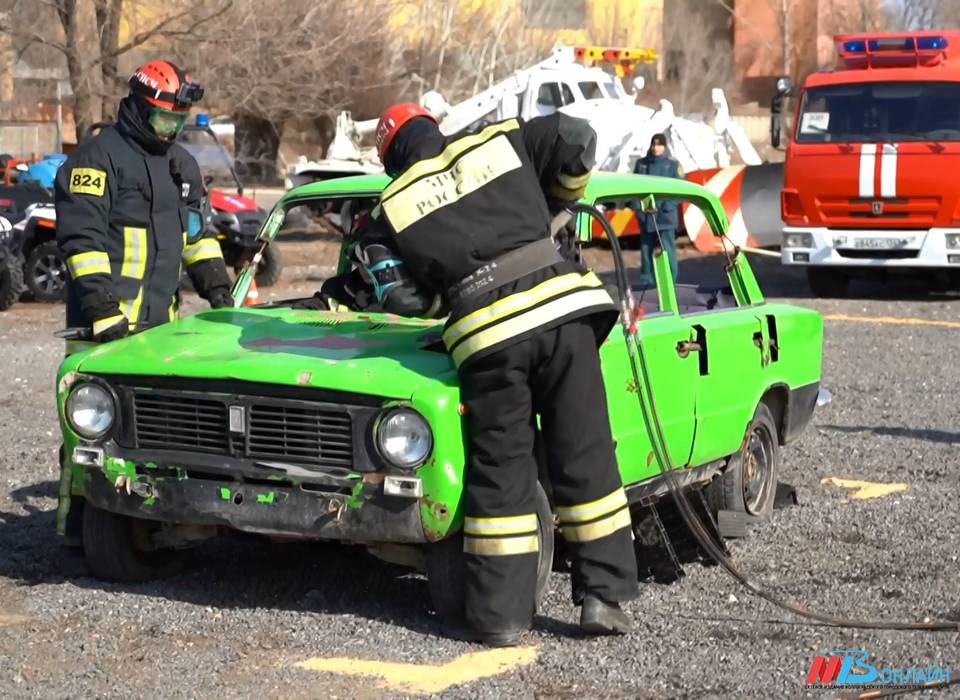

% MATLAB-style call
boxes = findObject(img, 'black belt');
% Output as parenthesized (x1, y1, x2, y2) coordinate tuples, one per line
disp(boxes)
(446, 237, 563, 306)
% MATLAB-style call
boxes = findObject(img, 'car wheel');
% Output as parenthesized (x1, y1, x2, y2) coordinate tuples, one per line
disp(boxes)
(25, 241, 67, 302)
(806, 267, 849, 298)
(0, 254, 24, 311)
(706, 402, 779, 518)
(82, 503, 187, 583)
(425, 482, 554, 620)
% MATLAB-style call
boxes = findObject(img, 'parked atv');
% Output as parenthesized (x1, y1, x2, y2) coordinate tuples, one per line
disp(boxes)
(178, 117, 279, 287)
(0, 215, 24, 311)
(16, 202, 65, 302)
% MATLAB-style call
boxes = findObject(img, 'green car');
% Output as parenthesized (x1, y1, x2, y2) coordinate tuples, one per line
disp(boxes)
(55, 172, 824, 613)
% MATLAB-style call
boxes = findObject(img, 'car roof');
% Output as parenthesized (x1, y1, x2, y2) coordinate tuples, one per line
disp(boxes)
(277, 171, 728, 236)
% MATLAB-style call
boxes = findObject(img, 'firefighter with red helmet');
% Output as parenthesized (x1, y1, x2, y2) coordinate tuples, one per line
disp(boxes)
(323, 104, 639, 646)
(55, 59, 232, 351)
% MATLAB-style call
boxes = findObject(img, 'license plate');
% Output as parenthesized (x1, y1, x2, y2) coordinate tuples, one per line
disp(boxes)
(852, 237, 913, 250)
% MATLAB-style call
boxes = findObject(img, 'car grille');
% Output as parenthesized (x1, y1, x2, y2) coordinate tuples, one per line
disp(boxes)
(248, 404, 353, 466)
(128, 389, 356, 468)
(134, 394, 228, 453)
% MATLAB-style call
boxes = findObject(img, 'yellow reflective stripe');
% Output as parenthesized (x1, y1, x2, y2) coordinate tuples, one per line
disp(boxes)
(556, 488, 628, 524)
(443, 271, 604, 348)
(450, 287, 613, 367)
(464, 513, 538, 536)
(464, 534, 539, 556)
(119, 287, 144, 330)
(92, 314, 125, 336)
(66, 251, 111, 278)
(168, 299, 178, 322)
(557, 171, 591, 189)
(382, 136, 523, 233)
(120, 227, 147, 279)
(182, 238, 222, 266)
(560, 508, 632, 543)
(382, 119, 520, 199)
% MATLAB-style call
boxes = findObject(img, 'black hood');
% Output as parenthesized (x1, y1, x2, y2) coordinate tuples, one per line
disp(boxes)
(383, 116, 445, 177)
(116, 95, 172, 155)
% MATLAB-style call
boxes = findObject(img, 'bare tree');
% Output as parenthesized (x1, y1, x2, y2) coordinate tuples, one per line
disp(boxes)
(180, 0, 396, 181)
(0, 0, 232, 141)
(886, 0, 942, 28)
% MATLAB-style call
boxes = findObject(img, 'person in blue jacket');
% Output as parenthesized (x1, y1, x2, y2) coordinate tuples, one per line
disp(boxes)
(631, 133, 683, 286)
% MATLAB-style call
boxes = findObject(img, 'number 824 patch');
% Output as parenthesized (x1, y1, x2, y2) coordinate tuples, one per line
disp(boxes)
(68, 167, 107, 197)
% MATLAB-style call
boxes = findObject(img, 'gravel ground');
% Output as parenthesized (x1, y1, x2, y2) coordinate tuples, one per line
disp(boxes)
(0, 242, 958, 699)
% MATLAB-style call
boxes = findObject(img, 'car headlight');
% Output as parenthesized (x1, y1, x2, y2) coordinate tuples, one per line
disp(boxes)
(946, 233, 960, 249)
(66, 382, 116, 439)
(784, 232, 813, 248)
(376, 408, 432, 469)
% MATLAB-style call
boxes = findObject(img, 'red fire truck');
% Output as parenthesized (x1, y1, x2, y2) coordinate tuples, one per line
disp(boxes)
(778, 31, 960, 296)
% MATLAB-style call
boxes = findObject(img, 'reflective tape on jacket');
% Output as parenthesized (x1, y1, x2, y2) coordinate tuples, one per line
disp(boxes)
(382, 119, 520, 200)
(120, 227, 147, 279)
(464, 513, 538, 537)
(463, 534, 539, 556)
(448, 284, 613, 367)
(182, 238, 223, 266)
(119, 287, 144, 331)
(382, 135, 523, 233)
(443, 271, 605, 349)
(66, 251, 111, 278)
(92, 314, 126, 336)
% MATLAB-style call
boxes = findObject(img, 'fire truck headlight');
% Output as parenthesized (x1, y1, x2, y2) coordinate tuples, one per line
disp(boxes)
(784, 233, 813, 248)
(945, 233, 960, 249)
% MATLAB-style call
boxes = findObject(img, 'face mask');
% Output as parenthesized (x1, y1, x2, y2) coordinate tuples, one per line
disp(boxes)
(148, 106, 188, 139)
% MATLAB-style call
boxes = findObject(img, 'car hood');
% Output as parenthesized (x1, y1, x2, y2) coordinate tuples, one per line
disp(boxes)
(73, 307, 457, 399)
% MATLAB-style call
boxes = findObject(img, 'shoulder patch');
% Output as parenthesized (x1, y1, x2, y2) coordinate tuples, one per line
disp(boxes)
(69, 167, 107, 196)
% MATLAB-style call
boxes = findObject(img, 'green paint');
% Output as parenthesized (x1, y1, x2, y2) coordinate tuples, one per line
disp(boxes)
(55, 172, 823, 545)
(256, 492, 275, 504)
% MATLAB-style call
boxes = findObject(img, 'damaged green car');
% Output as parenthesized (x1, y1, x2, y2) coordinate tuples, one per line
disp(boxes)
(55, 173, 824, 612)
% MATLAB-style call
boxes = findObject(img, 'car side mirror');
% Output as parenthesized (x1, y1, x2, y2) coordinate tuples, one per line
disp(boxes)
(632, 76, 645, 93)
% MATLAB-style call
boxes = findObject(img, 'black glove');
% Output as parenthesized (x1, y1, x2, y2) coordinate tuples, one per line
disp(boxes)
(92, 314, 129, 343)
(208, 288, 234, 309)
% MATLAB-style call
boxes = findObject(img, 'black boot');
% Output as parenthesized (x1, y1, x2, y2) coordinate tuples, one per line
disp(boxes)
(580, 596, 632, 635)
(440, 617, 525, 647)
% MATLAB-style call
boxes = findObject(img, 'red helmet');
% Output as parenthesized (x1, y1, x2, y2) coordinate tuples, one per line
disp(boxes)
(128, 59, 203, 112)
(375, 103, 437, 163)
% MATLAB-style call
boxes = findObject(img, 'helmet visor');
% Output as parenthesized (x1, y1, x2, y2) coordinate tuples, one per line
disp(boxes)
(148, 106, 188, 138)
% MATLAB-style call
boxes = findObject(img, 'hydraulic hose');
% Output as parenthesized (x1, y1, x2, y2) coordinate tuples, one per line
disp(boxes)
(566, 201, 958, 635)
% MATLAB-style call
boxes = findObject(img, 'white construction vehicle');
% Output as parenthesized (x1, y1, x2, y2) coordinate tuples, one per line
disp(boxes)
(285, 45, 761, 189)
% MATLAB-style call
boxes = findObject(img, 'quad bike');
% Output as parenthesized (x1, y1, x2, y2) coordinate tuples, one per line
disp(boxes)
(177, 117, 279, 286)
(0, 215, 25, 311)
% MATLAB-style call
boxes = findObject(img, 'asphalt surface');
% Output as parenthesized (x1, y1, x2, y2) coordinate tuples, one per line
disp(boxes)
(0, 244, 958, 699)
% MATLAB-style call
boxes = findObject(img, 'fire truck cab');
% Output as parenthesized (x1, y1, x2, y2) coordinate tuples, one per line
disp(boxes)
(779, 31, 960, 296)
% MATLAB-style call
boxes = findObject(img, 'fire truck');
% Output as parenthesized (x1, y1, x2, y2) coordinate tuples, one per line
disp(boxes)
(778, 31, 960, 296)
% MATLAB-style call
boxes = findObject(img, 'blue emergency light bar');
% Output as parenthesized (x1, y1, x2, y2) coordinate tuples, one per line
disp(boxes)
(842, 36, 948, 54)
(195, 112, 210, 127)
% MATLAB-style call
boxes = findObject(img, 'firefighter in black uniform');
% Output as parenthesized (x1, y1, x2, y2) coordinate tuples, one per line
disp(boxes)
(56, 59, 232, 353)
(324, 104, 639, 646)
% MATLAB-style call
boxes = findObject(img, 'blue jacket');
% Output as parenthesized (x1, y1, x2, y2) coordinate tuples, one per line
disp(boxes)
(632, 154, 682, 230)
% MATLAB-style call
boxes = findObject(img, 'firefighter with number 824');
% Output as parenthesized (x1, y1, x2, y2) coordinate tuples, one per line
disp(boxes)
(55, 59, 233, 354)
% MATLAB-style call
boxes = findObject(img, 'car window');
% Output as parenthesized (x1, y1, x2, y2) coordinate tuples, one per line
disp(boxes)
(537, 82, 563, 108)
(578, 81, 604, 100)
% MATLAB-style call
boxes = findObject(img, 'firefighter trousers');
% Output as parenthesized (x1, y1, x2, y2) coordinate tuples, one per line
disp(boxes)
(458, 318, 639, 633)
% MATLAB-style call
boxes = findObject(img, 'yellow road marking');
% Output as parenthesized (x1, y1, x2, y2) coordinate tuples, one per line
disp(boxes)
(821, 477, 908, 500)
(822, 313, 960, 330)
(297, 646, 538, 694)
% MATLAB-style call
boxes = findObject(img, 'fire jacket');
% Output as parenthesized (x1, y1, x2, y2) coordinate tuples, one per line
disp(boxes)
(55, 124, 230, 335)
(358, 112, 617, 368)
